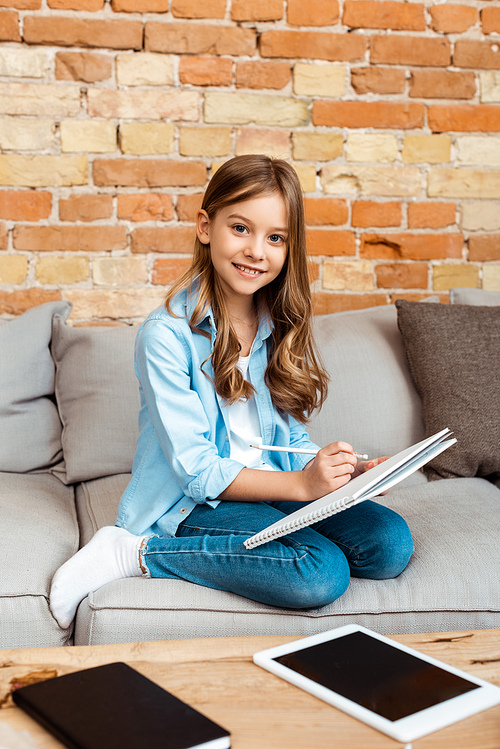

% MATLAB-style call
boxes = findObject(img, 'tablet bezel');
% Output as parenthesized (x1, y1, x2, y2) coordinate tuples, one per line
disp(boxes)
(253, 624, 500, 743)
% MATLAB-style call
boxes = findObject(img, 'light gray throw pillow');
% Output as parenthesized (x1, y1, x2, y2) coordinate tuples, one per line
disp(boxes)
(450, 287, 500, 306)
(0, 301, 72, 473)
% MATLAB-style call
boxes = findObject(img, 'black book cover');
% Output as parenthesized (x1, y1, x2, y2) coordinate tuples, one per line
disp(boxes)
(13, 661, 230, 749)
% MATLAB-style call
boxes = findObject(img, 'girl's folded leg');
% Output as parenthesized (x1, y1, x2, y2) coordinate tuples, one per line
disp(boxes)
(143, 501, 351, 610)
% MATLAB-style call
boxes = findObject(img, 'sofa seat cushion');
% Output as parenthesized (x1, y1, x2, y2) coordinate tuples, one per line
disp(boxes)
(0, 472, 78, 648)
(73, 476, 500, 645)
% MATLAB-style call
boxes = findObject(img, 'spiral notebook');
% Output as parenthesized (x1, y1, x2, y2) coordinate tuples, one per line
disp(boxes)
(243, 428, 456, 550)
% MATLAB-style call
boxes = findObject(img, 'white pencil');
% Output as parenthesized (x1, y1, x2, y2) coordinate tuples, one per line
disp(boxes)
(250, 444, 369, 460)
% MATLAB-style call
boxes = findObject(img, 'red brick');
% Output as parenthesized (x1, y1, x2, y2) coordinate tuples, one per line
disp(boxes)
(48, 0, 104, 9)
(313, 101, 424, 129)
(430, 5, 478, 33)
(152, 257, 191, 285)
(117, 194, 174, 222)
(94, 159, 206, 188)
(344, 1, 425, 30)
(179, 57, 233, 86)
(360, 233, 463, 260)
(176, 194, 203, 221)
(13, 225, 127, 251)
(111, 0, 168, 10)
(482, 7, 500, 34)
(375, 262, 428, 289)
(352, 201, 401, 228)
(131, 226, 195, 254)
(171, 0, 226, 18)
(454, 40, 500, 69)
(260, 30, 366, 62)
(468, 235, 500, 262)
(236, 62, 291, 90)
(307, 229, 356, 256)
(0, 10, 20, 41)
(410, 70, 476, 100)
(429, 105, 500, 133)
(230, 0, 283, 21)
(145, 23, 256, 56)
(287, 0, 339, 27)
(304, 198, 348, 226)
(351, 67, 405, 95)
(408, 203, 456, 229)
(371, 35, 451, 67)
(313, 292, 388, 314)
(0, 191, 51, 221)
(0, 289, 62, 316)
(0, 221, 7, 250)
(0, 0, 40, 7)
(56, 52, 112, 82)
(23, 17, 142, 50)
(308, 260, 319, 284)
(59, 195, 113, 222)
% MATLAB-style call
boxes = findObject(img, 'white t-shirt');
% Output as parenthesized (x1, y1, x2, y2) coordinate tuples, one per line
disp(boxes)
(226, 355, 275, 471)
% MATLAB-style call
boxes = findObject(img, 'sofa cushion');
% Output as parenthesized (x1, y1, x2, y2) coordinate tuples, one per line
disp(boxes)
(0, 301, 71, 473)
(73, 477, 500, 644)
(51, 317, 140, 484)
(450, 287, 500, 306)
(0, 472, 78, 648)
(309, 304, 426, 461)
(396, 300, 500, 484)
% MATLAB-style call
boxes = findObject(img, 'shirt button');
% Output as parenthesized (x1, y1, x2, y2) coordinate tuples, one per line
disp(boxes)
(180, 507, 188, 514)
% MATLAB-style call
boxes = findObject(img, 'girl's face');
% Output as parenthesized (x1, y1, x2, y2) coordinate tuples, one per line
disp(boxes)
(196, 192, 288, 310)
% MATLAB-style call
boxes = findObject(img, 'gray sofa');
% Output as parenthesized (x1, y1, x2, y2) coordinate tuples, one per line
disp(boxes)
(1, 287, 499, 649)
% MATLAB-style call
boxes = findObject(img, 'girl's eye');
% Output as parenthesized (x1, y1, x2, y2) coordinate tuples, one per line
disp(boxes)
(233, 224, 247, 234)
(269, 234, 285, 243)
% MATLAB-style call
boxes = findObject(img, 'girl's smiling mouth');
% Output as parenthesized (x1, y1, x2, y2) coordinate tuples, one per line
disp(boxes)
(233, 263, 264, 276)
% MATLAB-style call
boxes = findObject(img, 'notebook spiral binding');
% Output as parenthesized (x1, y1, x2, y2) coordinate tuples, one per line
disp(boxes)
(244, 495, 357, 549)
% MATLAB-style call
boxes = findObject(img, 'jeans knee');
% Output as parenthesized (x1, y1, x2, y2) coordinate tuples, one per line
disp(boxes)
(281, 546, 351, 609)
(358, 513, 414, 580)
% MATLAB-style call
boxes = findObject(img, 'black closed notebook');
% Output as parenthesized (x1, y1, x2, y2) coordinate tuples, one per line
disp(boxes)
(13, 661, 230, 749)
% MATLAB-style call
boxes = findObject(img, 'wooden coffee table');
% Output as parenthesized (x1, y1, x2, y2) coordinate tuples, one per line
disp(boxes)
(1, 629, 499, 748)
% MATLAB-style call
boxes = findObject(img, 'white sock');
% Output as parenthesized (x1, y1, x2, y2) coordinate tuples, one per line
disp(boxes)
(50, 526, 145, 629)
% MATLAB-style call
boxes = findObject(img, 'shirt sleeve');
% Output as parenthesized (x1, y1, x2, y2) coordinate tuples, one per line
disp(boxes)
(287, 414, 321, 471)
(135, 319, 244, 503)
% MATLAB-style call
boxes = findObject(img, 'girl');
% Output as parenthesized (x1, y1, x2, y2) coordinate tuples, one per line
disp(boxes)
(50, 155, 413, 629)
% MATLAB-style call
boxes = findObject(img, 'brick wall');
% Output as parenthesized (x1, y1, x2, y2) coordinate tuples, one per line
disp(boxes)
(1, 0, 499, 323)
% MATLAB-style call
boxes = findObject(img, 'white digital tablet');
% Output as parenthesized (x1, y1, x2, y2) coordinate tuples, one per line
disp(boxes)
(253, 625, 500, 743)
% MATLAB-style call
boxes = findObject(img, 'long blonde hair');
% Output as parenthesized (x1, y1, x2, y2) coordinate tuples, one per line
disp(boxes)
(165, 154, 328, 423)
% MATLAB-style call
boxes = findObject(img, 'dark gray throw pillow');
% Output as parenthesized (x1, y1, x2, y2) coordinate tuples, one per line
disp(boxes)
(396, 300, 500, 485)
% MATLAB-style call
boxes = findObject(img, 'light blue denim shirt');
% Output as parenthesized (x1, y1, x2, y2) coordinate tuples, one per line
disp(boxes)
(115, 287, 320, 538)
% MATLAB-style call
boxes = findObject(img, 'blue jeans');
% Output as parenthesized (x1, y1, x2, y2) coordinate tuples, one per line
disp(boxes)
(141, 500, 414, 610)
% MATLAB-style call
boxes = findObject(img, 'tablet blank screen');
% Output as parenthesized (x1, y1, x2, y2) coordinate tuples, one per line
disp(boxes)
(273, 632, 479, 721)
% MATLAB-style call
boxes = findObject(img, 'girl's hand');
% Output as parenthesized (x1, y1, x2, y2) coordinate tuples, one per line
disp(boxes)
(301, 441, 358, 501)
(353, 455, 391, 494)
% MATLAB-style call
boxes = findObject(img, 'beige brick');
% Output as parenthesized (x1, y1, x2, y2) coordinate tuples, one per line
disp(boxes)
(323, 260, 373, 291)
(293, 163, 317, 192)
(462, 202, 500, 231)
(457, 136, 500, 166)
(433, 263, 479, 291)
(483, 263, 500, 290)
(346, 134, 398, 163)
(0, 118, 54, 151)
(88, 89, 199, 121)
(0, 155, 87, 187)
(120, 123, 174, 155)
(93, 257, 147, 286)
(402, 135, 451, 164)
(60, 120, 116, 153)
(480, 71, 500, 103)
(235, 127, 290, 157)
(205, 92, 309, 127)
(322, 165, 421, 197)
(293, 132, 343, 161)
(428, 169, 500, 199)
(36, 256, 89, 285)
(293, 62, 346, 97)
(0, 83, 80, 117)
(0, 255, 28, 284)
(0, 47, 50, 78)
(116, 53, 174, 86)
(180, 126, 232, 157)
(65, 288, 165, 320)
